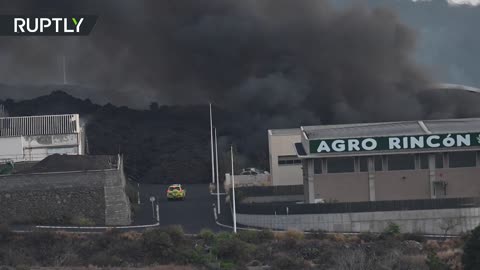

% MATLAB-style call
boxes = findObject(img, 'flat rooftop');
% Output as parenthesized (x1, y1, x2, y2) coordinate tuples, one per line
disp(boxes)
(302, 118, 480, 140)
(269, 128, 301, 136)
(17, 154, 118, 174)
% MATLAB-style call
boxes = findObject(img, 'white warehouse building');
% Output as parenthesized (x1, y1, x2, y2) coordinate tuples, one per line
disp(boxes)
(0, 114, 85, 162)
(268, 128, 302, 186)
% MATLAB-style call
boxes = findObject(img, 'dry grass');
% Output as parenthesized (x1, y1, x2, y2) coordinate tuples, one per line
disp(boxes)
(327, 233, 347, 243)
(398, 255, 428, 270)
(119, 231, 142, 241)
(425, 240, 441, 250)
(31, 266, 198, 270)
(274, 229, 305, 241)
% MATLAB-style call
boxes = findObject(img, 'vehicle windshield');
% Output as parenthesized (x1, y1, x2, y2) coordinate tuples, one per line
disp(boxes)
(169, 186, 181, 191)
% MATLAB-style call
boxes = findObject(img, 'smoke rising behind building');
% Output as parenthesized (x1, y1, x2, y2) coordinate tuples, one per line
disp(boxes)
(1, 0, 480, 146)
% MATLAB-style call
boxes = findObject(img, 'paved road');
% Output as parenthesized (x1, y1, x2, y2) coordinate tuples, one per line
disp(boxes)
(136, 183, 229, 234)
(12, 183, 233, 234)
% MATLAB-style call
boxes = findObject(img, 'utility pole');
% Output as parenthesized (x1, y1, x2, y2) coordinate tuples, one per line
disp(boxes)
(215, 128, 220, 214)
(210, 103, 215, 184)
(231, 145, 237, 233)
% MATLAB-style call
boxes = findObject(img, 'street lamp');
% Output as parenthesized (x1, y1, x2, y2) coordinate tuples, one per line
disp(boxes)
(215, 128, 221, 214)
(231, 145, 237, 233)
(209, 103, 215, 184)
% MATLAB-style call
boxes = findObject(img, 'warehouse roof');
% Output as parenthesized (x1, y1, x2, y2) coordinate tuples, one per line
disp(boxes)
(302, 118, 480, 140)
(268, 128, 300, 136)
(18, 154, 119, 174)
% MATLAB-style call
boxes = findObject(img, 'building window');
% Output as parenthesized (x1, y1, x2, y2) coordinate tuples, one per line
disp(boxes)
(420, 154, 429, 169)
(314, 159, 322, 174)
(419, 153, 444, 169)
(326, 157, 355, 173)
(278, 155, 301, 166)
(375, 156, 383, 171)
(387, 154, 415, 171)
(436, 153, 444, 169)
(359, 157, 368, 172)
(449, 151, 476, 168)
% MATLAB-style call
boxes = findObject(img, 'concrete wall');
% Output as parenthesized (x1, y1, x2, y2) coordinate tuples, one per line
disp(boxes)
(268, 131, 303, 186)
(232, 174, 271, 187)
(0, 137, 22, 160)
(0, 133, 82, 162)
(0, 167, 131, 225)
(237, 207, 480, 235)
(314, 173, 369, 202)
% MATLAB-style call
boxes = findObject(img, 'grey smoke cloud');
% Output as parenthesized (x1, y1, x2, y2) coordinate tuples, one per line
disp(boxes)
(2, 0, 479, 129)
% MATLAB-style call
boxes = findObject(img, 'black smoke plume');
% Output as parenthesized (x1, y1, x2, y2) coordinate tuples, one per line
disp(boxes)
(0, 0, 429, 119)
(2, 0, 480, 171)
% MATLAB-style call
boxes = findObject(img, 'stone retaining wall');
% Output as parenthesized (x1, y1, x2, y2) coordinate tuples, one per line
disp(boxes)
(0, 168, 131, 226)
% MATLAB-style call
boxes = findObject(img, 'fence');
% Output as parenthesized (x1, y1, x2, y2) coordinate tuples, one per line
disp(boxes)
(0, 114, 79, 137)
(236, 197, 480, 215)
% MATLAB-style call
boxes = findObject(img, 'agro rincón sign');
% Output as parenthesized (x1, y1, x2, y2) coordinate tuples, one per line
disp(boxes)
(309, 133, 480, 154)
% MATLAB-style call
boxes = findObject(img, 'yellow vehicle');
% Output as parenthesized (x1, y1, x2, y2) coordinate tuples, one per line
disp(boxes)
(166, 184, 186, 200)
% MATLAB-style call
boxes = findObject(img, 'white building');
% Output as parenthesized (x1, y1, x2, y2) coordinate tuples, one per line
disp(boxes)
(268, 128, 303, 186)
(0, 114, 85, 162)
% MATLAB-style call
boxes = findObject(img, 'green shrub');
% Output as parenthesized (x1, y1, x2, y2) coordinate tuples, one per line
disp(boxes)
(106, 237, 143, 262)
(271, 255, 305, 270)
(463, 224, 480, 270)
(358, 232, 378, 242)
(426, 252, 449, 270)
(219, 261, 237, 270)
(88, 251, 123, 267)
(162, 225, 186, 244)
(237, 229, 273, 244)
(199, 229, 215, 244)
(402, 233, 426, 243)
(142, 229, 175, 262)
(213, 232, 255, 263)
(182, 246, 215, 266)
(71, 216, 95, 226)
(299, 245, 322, 260)
(383, 222, 401, 236)
(252, 243, 273, 261)
(258, 229, 275, 242)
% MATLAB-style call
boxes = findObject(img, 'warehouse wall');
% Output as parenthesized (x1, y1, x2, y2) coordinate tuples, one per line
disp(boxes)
(375, 170, 430, 201)
(0, 137, 22, 160)
(0, 133, 81, 162)
(314, 173, 369, 202)
(436, 167, 480, 198)
(268, 131, 303, 186)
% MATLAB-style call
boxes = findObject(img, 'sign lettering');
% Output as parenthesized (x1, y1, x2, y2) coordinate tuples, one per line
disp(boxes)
(309, 133, 480, 154)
